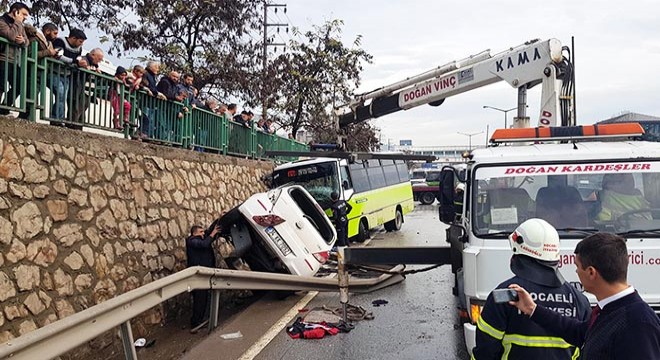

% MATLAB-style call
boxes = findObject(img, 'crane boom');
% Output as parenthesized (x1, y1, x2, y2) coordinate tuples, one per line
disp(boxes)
(338, 38, 572, 128)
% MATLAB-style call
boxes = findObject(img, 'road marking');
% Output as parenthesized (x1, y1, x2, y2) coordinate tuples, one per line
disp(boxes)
(237, 273, 337, 360)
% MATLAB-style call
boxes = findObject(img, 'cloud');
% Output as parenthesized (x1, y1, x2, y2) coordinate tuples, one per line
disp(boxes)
(283, 0, 660, 146)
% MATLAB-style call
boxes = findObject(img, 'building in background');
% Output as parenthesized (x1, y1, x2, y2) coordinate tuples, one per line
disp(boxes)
(597, 112, 660, 141)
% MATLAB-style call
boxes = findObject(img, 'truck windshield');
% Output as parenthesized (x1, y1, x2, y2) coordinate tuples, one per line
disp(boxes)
(272, 161, 339, 207)
(472, 162, 660, 237)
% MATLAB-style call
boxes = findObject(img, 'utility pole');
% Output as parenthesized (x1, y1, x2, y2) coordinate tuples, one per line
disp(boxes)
(262, 1, 287, 122)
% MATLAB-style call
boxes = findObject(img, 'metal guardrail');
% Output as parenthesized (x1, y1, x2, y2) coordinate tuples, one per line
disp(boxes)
(0, 265, 404, 360)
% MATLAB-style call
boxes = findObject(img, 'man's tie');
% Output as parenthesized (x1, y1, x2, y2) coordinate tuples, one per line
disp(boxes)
(588, 305, 601, 330)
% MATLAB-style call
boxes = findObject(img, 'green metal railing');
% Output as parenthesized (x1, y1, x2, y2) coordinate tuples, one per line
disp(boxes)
(0, 37, 308, 160)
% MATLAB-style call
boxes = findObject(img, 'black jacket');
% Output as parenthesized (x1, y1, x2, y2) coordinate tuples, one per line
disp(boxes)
(185, 234, 215, 268)
(52, 37, 82, 65)
(330, 199, 352, 230)
(142, 68, 159, 96)
(157, 76, 178, 101)
(473, 256, 590, 360)
(531, 290, 660, 359)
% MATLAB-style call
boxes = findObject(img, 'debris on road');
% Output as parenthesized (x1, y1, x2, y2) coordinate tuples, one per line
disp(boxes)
(371, 299, 389, 307)
(322, 304, 374, 321)
(286, 318, 346, 339)
(219, 331, 243, 340)
(134, 338, 146, 347)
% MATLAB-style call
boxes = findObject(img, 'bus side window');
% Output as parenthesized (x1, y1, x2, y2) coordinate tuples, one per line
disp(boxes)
(367, 160, 386, 189)
(340, 166, 352, 190)
(381, 160, 399, 186)
(396, 160, 409, 182)
(349, 162, 370, 192)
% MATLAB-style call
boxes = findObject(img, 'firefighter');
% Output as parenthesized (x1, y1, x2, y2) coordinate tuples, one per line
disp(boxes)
(472, 218, 591, 359)
(330, 191, 352, 247)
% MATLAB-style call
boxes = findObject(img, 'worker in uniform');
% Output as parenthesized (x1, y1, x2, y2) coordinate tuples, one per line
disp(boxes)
(330, 191, 352, 247)
(596, 173, 651, 222)
(472, 218, 590, 359)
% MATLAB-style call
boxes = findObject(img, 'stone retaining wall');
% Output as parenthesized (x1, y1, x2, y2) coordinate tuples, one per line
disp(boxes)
(0, 117, 272, 353)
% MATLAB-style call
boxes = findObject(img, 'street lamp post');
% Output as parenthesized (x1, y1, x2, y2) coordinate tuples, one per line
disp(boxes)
(483, 105, 517, 129)
(458, 131, 483, 151)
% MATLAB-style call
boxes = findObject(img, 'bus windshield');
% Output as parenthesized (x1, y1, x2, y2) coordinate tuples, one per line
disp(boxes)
(272, 161, 339, 206)
(472, 161, 660, 237)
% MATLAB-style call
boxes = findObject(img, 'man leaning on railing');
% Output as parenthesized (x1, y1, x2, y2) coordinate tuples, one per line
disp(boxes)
(24, 22, 58, 120)
(51, 28, 86, 123)
(0, 2, 30, 119)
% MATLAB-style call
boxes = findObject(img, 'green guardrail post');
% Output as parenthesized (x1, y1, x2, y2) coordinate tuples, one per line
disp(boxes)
(222, 114, 229, 155)
(184, 100, 192, 149)
(26, 42, 38, 121)
(250, 122, 257, 159)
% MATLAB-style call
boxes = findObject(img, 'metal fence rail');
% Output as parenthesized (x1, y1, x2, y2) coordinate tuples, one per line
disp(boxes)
(0, 266, 404, 360)
(0, 36, 308, 160)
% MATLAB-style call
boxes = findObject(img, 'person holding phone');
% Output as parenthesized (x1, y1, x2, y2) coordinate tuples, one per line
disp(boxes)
(508, 233, 660, 359)
(472, 218, 590, 359)
(186, 223, 221, 331)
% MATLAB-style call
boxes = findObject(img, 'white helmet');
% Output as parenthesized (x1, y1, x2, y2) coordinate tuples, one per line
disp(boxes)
(509, 218, 560, 261)
(455, 183, 465, 192)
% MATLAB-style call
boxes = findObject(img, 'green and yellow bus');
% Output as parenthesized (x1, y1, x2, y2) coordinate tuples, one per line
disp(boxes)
(271, 157, 414, 242)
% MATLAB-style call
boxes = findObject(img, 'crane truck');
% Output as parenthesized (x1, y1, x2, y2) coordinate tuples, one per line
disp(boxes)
(272, 38, 660, 356)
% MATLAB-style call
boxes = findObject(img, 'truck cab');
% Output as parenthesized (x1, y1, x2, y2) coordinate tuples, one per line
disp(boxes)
(438, 124, 660, 354)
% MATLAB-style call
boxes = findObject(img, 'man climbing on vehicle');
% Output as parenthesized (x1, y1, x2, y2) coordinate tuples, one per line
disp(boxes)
(330, 191, 352, 247)
(186, 222, 221, 332)
(472, 218, 591, 359)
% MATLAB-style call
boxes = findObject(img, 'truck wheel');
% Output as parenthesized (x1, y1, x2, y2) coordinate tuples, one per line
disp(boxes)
(384, 208, 403, 231)
(355, 219, 370, 243)
(420, 192, 435, 205)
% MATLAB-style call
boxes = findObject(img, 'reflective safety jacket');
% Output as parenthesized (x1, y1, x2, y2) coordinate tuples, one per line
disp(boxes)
(472, 257, 591, 360)
(596, 190, 651, 221)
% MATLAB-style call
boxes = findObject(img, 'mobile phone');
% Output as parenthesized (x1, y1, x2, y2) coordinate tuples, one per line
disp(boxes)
(492, 289, 519, 304)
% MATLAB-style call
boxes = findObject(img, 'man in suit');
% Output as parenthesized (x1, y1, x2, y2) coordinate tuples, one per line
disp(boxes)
(509, 232, 660, 359)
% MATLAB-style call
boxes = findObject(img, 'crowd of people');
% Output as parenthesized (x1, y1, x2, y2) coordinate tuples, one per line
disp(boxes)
(0, 2, 279, 142)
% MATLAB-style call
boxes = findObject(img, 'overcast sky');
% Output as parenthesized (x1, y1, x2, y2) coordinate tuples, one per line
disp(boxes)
(95, 1, 660, 147)
(275, 0, 660, 147)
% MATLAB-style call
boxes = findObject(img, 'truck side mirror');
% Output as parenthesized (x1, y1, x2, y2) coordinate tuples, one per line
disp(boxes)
(438, 168, 456, 224)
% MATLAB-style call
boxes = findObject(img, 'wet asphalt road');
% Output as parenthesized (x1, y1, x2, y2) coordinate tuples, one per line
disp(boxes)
(254, 204, 470, 360)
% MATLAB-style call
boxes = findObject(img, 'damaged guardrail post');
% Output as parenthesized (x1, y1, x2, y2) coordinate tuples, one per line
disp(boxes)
(119, 320, 137, 360)
(337, 247, 349, 323)
(208, 289, 221, 332)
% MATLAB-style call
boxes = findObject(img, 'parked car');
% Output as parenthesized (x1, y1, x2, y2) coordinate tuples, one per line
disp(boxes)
(211, 185, 337, 277)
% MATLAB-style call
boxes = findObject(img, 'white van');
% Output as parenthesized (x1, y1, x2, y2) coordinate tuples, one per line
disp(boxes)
(216, 185, 337, 277)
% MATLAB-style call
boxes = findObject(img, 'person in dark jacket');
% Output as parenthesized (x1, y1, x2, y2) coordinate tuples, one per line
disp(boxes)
(509, 232, 660, 360)
(69, 48, 103, 125)
(473, 218, 590, 360)
(329, 191, 352, 247)
(156, 71, 180, 101)
(186, 223, 220, 330)
(0, 2, 30, 117)
(50, 28, 85, 122)
(20, 22, 57, 119)
(139, 61, 166, 138)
